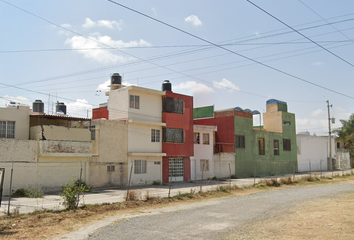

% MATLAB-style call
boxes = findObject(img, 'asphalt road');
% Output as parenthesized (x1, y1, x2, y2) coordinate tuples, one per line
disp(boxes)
(58, 180, 354, 240)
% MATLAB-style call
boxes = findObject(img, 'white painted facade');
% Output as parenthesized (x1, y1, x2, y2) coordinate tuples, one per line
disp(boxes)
(297, 132, 335, 172)
(107, 85, 166, 185)
(214, 153, 236, 178)
(192, 125, 217, 180)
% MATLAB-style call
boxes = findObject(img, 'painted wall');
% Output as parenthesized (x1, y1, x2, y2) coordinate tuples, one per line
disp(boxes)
(92, 106, 108, 119)
(0, 139, 38, 162)
(128, 157, 162, 185)
(90, 119, 128, 187)
(0, 106, 31, 140)
(108, 87, 129, 120)
(297, 133, 334, 172)
(214, 153, 235, 178)
(128, 124, 162, 153)
(193, 127, 215, 180)
(30, 125, 91, 141)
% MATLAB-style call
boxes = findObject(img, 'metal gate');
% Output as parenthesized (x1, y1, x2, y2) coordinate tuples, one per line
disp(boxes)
(169, 158, 184, 181)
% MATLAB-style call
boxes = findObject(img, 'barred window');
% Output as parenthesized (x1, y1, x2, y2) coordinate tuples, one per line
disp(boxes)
(0, 121, 15, 138)
(163, 127, 184, 143)
(162, 97, 183, 114)
(274, 139, 279, 156)
(235, 135, 245, 148)
(90, 126, 96, 140)
(134, 160, 147, 174)
(283, 139, 291, 151)
(151, 129, 160, 142)
(258, 138, 265, 155)
(203, 133, 210, 145)
(107, 165, 115, 172)
(130, 95, 140, 109)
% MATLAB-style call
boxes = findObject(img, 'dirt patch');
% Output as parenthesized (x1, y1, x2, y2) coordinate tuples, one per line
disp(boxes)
(1, 176, 353, 240)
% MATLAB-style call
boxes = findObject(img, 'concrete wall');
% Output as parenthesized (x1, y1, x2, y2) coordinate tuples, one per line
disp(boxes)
(38, 140, 91, 157)
(128, 157, 162, 185)
(214, 153, 235, 178)
(108, 87, 129, 120)
(0, 139, 38, 162)
(128, 124, 162, 153)
(30, 125, 91, 141)
(297, 134, 334, 172)
(90, 119, 128, 187)
(0, 106, 31, 140)
(263, 111, 283, 133)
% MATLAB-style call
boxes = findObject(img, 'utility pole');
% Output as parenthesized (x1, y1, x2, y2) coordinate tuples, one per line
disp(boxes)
(327, 100, 332, 170)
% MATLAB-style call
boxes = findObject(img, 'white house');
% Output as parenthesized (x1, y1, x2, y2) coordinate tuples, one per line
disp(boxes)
(192, 125, 217, 180)
(107, 84, 166, 185)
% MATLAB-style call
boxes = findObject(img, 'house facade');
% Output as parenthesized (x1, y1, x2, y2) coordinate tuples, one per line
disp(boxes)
(194, 99, 298, 178)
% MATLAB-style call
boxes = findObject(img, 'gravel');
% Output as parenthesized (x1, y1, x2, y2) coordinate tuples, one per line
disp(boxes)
(82, 181, 354, 240)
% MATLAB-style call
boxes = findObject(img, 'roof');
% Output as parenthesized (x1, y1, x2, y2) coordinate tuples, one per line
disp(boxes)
(30, 113, 91, 121)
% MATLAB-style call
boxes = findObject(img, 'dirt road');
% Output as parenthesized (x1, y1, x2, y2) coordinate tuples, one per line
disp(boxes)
(65, 181, 354, 240)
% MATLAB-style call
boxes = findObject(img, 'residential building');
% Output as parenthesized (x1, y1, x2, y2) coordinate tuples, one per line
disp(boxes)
(194, 99, 298, 178)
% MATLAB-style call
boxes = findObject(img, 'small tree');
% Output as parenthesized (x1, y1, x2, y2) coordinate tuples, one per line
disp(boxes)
(333, 113, 354, 157)
(60, 178, 90, 210)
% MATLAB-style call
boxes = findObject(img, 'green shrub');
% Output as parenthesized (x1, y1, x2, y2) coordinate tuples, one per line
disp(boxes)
(152, 180, 161, 185)
(12, 188, 44, 198)
(60, 179, 90, 210)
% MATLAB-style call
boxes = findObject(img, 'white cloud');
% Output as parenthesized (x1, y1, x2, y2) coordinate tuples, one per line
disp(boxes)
(66, 99, 93, 117)
(65, 34, 151, 63)
(174, 81, 213, 94)
(82, 18, 123, 30)
(311, 109, 325, 117)
(313, 61, 324, 66)
(185, 15, 202, 27)
(0, 95, 31, 107)
(255, 31, 260, 37)
(152, 7, 157, 16)
(213, 78, 239, 92)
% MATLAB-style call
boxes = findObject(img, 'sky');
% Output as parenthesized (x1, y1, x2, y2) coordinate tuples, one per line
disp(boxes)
(1, 0, 354, 136)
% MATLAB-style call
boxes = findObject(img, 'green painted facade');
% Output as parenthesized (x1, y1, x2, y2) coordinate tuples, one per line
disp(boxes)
(234, 106, 297, 178)
(193, 106, 214, 119)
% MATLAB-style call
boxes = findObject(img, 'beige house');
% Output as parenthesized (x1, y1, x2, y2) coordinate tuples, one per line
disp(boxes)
(106, 85, 166, 185)
(0, 106, 92, 194)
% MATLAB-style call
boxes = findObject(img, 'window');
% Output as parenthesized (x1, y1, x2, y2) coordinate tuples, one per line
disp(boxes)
(0, 121, 15, 138)
(258, 138, 265, 155)
(274, 140, 279, 156)
(151, 129, 160, 142)
(134, 160, 147, 174)
(130, 95, 140, 109)
(337, 142, 340, 149)
(203, 133, 210, 145)
(107, 165, 115, 172)
(235, 135, 245, 148)
(163, 127, 184, 143)
(283, 121, 291, 126)
(162, 97, 184, 114)
(154, 161, 161, 165)
(283, 139, 291, 151)
(90, 126, 95, 140)
(194, 132, 200, 144)
(200, 159, 209, 171)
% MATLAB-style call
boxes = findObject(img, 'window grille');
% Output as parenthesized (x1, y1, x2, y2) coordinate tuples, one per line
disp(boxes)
(235, 135, 245, 148)
(163, 127, 184, 143)
(134, 160, 147, 174)
(200, 159, 209, 171)
(151, 129, 160, 142)
(194, 132, 200, 144)
(283, 139, 291, 151)
(274, 139, 279, 155)
(130, 95, 140, 109)
(162, 97, 183, 114)
(169, 158, 184, 177)
(258, 138, 265, 155)
(0, 121, 15, 138)
(203, 133, 210, 145)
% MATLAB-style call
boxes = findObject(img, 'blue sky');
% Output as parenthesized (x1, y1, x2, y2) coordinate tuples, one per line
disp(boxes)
(1, 0, 354, 136)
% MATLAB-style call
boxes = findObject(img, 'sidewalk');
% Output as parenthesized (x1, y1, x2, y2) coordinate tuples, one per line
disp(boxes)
(1, 169, 352, 216)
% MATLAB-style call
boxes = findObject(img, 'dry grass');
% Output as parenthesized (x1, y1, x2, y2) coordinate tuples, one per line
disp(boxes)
(1, 175, 353, 240)
(125, 189, 141, 201)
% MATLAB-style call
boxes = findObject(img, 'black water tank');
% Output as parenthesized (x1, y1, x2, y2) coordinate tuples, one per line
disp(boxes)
(111, 73, 122, 85)
(162, 80, 172, 91)
(33, 100, 44, 113)
(56, 102, 67, 115)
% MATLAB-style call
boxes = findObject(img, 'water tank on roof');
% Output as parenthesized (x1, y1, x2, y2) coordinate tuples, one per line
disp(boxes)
(56, 102, 67, 115)
(162, 80, 172, 91)
(111, 73, 122, 85)
(33, 100, 44, 113)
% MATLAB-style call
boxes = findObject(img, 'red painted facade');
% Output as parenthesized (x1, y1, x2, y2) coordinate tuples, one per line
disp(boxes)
(92, 106, 109, 119)
(194, 115, 235, 153)
(162, 91, 193, 183)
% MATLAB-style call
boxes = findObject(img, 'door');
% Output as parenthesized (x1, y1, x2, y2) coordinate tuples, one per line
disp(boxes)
(169, 158, 184, 182)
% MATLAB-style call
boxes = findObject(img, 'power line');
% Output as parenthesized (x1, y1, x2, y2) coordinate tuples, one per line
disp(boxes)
(246, 0, 354, 68)
(105, 0, 354, 100)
